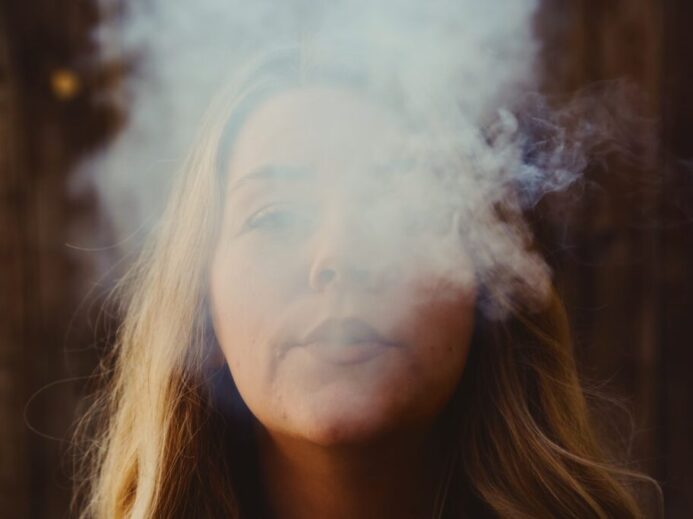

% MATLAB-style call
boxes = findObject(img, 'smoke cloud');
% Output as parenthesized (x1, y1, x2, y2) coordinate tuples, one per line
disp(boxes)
(78, 0, 609, 318)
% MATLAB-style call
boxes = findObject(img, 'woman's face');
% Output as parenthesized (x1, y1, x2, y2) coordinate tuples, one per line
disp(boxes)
(210, 86, 476, 445)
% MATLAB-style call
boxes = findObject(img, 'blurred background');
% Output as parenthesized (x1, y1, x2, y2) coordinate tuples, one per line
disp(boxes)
(1, 0, 691, 517)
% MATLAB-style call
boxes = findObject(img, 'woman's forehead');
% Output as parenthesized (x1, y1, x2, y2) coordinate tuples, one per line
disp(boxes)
(226, 86, 409, 184)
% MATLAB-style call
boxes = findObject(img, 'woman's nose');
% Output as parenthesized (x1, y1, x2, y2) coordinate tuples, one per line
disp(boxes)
(307, 211, 377, 293)
(308, 251, 373, 292)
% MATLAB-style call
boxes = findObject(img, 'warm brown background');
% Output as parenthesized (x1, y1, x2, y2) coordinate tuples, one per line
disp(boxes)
(1, 1, 691, 517)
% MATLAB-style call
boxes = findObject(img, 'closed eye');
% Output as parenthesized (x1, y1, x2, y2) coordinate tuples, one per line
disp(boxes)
(242, 203, 315, 235)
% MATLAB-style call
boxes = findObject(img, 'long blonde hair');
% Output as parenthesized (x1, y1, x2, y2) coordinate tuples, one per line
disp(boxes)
(75, 49, 660, 518)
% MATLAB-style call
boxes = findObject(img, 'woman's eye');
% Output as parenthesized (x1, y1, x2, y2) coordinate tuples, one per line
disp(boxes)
(243, 204, 312, 235)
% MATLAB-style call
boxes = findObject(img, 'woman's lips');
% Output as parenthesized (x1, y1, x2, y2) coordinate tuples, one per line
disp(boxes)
(302, 339, 392, 365)
(298, 317, 398, 365)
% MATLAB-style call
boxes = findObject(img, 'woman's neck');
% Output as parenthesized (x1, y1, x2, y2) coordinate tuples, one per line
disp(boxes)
(256, 424, 448, 519)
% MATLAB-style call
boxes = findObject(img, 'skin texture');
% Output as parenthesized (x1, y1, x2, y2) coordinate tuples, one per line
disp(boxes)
(209, 86, 476, 518)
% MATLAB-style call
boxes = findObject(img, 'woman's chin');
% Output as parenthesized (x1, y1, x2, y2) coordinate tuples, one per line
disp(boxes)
(275, 388, 427, 447)
(295, 414, 403, 447)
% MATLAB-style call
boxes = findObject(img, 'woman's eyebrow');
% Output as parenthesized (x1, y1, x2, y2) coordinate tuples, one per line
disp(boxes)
(227, 164, 313, 197)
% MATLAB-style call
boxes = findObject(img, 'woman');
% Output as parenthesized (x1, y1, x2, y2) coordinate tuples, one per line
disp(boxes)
(76, 48, 658, 518)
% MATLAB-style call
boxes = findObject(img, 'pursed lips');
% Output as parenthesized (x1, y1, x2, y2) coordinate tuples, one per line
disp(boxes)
(295, 317, 399, 365)
(302, 317, 397, 347)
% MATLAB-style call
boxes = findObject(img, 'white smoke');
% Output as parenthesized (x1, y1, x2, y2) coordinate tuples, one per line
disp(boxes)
(78, 0, 601, 317)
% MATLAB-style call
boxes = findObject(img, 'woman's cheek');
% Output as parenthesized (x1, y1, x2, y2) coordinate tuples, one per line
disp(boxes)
(210, 240, 302, 376)
(396, 282, 475, 379)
